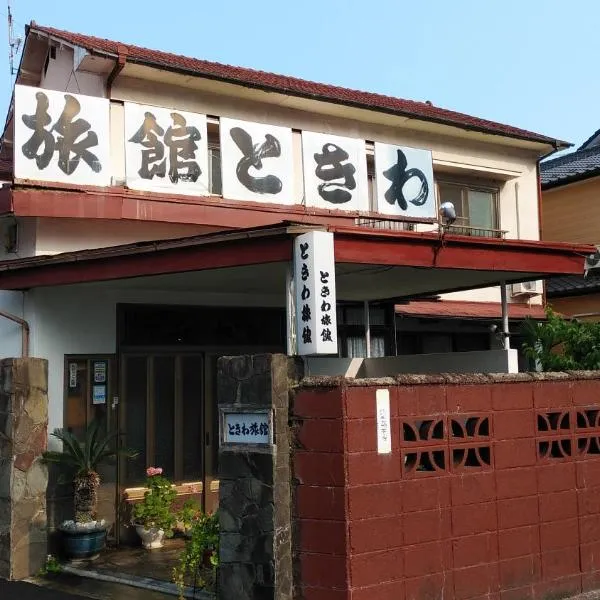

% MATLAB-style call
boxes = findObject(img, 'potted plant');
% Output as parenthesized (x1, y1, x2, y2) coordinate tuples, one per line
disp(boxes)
(172, 510, 219, 598)
(132, 467, 177, 549)
(42, 420, 137, 560)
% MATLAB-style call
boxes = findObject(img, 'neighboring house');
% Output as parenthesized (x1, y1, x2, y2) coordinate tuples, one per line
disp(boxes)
(540, 130, 600, 318)
(0, 22, 591, 534)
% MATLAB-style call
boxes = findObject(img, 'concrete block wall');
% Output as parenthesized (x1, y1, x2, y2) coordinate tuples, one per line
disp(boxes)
(291, 372, 600, 600)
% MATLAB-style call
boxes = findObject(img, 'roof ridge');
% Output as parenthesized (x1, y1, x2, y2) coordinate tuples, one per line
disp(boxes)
(541, 144, 600, 170)
(28, 22, 564, 147)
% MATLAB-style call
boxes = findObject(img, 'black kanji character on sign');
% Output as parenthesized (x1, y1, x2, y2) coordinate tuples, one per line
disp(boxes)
(321, 300, 332, 312)
(22, 92, 101, 175)
(241, 423, 249, 436)
(321, 314, 332, 326)
(164, 112, 202, 183)
(320, 271, 329, 284)
(301, 263, 309, 281)
(235, 423, 241, 435)
(228, 423, 236, 436)
(300, 242, 309, 260)
(383, 149, 429, 210)
(230, 127, 282, 194)
(302, 304, 312, 322)
(259, 423, 269, 436)
(301, 285, 311, 301)
(129, 112, 166, 180)
(321, 286, 330, 298)
(321, 328, 333, 342)
(314, 143, 356, 204)
(250, 422, 259, 436)
(302, 326, 312, 344)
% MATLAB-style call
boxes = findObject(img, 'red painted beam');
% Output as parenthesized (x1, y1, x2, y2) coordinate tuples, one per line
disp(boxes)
(333, 232, 588, 275)
(0, 236, 293, 290)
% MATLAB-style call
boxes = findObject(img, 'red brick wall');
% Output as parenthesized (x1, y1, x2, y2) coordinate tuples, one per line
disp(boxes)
(292, 375, 600, 600)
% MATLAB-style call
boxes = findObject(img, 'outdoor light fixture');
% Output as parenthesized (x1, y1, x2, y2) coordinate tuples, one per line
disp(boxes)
(439, 202, 456, 226)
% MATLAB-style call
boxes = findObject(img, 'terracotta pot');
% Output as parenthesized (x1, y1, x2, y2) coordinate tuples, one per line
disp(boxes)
(135, 525, 165, 549)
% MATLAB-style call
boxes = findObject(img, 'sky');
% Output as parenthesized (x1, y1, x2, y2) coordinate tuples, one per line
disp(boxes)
(0, 0, 598, 150)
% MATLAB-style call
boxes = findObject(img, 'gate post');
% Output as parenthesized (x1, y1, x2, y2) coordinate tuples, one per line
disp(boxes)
(0, 358, 48, 580)
(217, 354, 300, 600)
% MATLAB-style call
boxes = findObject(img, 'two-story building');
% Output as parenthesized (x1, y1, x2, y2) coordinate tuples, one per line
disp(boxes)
(541, 131, 600, 318)
(0, 22, 591, 535)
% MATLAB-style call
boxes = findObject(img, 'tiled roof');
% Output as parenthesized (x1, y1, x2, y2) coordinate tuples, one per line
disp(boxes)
(395, 300, 546, 320)
(28, 23, 564, 147)
(546, 274, 600, 297)
(540, 145, 600, 188)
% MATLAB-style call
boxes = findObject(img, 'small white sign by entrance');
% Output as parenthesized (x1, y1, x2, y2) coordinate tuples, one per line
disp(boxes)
(294, 230, 338, 355)
(223, 412, 272, 445)
(376, 389, 392, 454)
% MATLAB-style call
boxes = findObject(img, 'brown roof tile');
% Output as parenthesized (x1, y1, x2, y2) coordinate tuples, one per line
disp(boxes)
(29, 23, 563, 147)
(395, 300, 546, 320)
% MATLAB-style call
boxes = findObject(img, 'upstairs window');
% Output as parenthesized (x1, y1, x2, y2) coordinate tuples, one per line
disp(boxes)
(437, 181, 500, 237)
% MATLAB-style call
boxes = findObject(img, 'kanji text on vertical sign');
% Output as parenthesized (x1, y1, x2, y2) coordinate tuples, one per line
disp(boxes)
(294, 230, 338, 355)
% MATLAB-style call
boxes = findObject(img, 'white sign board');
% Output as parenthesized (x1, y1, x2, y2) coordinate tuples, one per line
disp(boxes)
(374, 142, 435, 219)
(294, 230, 338, 355)
(376, 389, 392, 454)
(302, 131, 368, 212)
(92, 385, 107, 405)
(124, 102, 209, 196)
(14, 85, 110, 186)
(223, 412, 271, 444)
(220, 117, 295, 204)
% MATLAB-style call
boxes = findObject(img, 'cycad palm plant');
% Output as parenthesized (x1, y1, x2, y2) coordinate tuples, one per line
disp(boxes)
(43, 420, 136, 523)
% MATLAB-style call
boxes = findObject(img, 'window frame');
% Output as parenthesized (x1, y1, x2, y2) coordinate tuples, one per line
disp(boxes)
(435, 177, 501, 232)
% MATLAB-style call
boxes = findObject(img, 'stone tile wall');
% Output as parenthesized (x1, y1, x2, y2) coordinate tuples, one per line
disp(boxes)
(0, 358, 49, 580)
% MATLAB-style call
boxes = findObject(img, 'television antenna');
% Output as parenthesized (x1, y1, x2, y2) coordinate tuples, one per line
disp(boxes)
(7, 0, 22, 76)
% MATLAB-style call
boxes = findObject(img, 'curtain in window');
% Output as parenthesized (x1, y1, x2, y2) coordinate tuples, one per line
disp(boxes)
(346, 336, 386, 358)
(468, 190, 494, 229)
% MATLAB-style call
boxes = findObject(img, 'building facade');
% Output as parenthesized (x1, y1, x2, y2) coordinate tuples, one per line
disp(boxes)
(0, 23, 590, 536)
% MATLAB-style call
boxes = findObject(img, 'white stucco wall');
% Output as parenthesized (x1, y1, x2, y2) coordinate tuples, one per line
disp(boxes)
(27, 284, 283, 435)
(34, 218, 216, 255)
(0, 290, 25, 359)
(0, 217, 37, 261)
(39, 45, 105, 98)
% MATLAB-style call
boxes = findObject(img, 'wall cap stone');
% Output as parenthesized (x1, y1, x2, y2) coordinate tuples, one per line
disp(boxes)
(299, 370, 600, 388)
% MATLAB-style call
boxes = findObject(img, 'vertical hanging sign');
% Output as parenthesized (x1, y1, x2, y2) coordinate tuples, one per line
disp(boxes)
(294, 230, 338, 355)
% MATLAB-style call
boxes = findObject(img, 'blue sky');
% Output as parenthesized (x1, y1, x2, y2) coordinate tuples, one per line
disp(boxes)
(1, 0, 598, 149)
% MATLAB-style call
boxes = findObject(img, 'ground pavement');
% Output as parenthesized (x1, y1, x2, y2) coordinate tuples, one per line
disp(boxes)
(0, 575, 175, 599)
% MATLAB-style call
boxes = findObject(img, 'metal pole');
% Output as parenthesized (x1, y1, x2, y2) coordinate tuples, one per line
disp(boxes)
(500, 281, 510, 350)
(285, 263, 296, 355)
(364, 300, 371, 358)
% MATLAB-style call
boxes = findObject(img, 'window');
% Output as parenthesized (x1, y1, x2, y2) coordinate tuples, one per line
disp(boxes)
(337, 304, 393, 358)
(437, 181, 500, 236)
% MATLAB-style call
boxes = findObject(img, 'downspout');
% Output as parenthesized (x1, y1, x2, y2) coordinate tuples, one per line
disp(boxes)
(106, 45, 128, 95)
(0, 308, 29, 357)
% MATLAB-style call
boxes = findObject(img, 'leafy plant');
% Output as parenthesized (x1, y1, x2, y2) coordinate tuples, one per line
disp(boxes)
(172, 511, 219, 598)
(132, 467, 177, 535)
(176, 499, 201, 534)
(42, 420, 137, 523)
(38, 554, 62, 576)
(522, 308, 600, 371)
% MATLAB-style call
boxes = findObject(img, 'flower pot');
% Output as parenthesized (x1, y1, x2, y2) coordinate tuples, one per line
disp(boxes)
(135, 524, 165, 549)
(60, 527, 106, 560)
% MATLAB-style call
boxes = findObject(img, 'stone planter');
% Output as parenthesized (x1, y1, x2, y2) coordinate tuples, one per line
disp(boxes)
(60, 526, 107, 560)
(135, 525, 165, 549)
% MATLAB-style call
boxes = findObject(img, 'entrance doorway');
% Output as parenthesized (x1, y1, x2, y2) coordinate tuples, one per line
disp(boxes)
(115, 303, 286, 539)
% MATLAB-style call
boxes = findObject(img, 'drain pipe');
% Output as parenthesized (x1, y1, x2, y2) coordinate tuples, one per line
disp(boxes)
(0, 308, 30, 357)
(500, 281, 510, 350)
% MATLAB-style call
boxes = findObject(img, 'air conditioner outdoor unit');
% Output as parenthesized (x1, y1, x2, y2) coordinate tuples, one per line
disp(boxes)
(511, 280, 542, 297)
